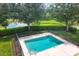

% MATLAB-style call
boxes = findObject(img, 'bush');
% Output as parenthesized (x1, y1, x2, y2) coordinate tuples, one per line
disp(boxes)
(69, 27, 77, 33)
(30, 26, 66, 31)
(0, 26, 66, 36)
(0, 26, 28, 36)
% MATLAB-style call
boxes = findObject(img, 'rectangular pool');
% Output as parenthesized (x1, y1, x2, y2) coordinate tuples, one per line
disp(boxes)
(24, 35, 64, 53)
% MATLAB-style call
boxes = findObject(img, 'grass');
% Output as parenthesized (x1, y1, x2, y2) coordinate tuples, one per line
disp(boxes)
(31, 20, 65, 26)
(0, 19, 65, 30)
(0, 36, 14, 56)
(0, 25, 5, 30)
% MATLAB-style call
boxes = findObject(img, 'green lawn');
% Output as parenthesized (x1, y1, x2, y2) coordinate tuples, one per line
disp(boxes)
(0, 25, 5, 30)
(31, 20, 65, 26)
(0, 19, 65, 30)
(0, 36, 13, 56)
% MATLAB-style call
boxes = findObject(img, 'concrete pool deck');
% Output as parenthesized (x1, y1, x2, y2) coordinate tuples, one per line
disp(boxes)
(18, 32, 79, 56)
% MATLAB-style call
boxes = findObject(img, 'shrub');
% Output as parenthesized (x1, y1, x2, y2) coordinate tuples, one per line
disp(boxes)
(0, 26, 28, 36)
(0, 26, 66, 36)
(69, 27, 77, 33)
(30, 26, 66, 31)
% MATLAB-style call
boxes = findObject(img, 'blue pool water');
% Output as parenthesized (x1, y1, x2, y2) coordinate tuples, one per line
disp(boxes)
(25, 35, 64, 53)
(7, 22, 27, 28)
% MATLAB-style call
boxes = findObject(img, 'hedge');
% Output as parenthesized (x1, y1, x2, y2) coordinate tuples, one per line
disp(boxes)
(30, 26, 66, 31)
(0, 26, 28, 36)
(69, 27, 77, 33)
(0, 26, 66, 36)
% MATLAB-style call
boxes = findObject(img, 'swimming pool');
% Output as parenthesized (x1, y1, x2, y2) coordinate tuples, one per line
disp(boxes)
(25, 35, 63, 53)
(19, 33, 79, 56)
(7, 22, 27, 28)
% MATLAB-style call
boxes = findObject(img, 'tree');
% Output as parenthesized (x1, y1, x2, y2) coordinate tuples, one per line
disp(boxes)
(0, 3, 9, 28)
(18, 3, 45, 30)
(0, 3, 45, 29)
(47, 3, 79, 31)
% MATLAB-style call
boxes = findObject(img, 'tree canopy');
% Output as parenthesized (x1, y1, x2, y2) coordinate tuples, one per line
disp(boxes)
(0, 3, 45, 27)
(0, 3, 79, 31)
